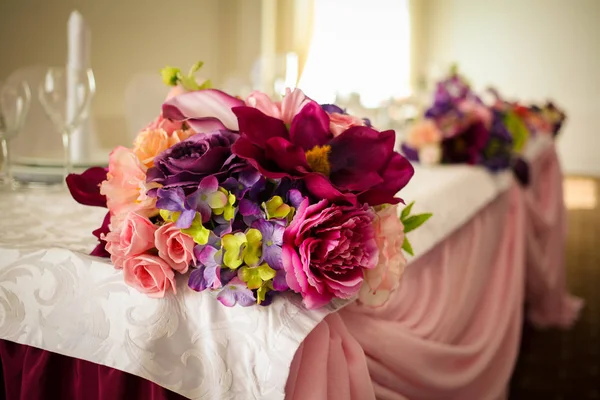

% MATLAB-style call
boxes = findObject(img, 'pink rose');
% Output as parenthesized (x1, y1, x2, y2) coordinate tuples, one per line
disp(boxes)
(359, 205, 407, 307)
(405, 120, 442, 149)
(103, 212, 157, 269)
(103, 230, 125, 268)
(328, 112, 365, 137)
(155, 223, 196, 273)
(282, 198, 379, 309)
(100, 146, 159, 229)
(245, 88, 310, 124)
(122, 254, 176, 298)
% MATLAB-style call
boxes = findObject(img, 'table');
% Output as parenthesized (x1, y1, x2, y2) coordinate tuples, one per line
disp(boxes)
(0, 137, 582, 399)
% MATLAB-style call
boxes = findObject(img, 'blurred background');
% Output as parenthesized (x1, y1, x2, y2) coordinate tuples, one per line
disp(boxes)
(0, 0, 599, 397)
(1, 0, 598, 176)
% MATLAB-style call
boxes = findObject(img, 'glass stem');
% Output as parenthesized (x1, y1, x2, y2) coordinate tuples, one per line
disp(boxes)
(62, 129, 72, 184)
(0, 137, 11, 185)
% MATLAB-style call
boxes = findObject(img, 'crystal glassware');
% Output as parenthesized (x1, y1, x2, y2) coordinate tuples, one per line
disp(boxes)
(0, 80, 31, 190)
(38, 67, 96, 185)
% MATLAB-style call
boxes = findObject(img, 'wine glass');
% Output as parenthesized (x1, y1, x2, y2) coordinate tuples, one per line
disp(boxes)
(0, 80, 31, 190)
(38, 67, 96, 184)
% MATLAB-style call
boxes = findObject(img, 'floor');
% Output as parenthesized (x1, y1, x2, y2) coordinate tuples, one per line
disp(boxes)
(509, 177, 600, 399)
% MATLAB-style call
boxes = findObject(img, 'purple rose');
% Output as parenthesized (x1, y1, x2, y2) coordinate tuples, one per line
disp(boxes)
(146, 130, 244, 189)
(282, 198, 378, 309)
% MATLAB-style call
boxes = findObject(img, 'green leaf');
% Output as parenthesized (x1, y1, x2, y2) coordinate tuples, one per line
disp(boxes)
(403, 213, 433, 233)
(400, 201, 415, 221)
(402, 237, 414, 256)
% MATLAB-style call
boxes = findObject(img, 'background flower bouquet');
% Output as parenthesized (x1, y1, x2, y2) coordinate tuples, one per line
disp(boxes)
(67, 62, 431, 310)
(400, 68, 542, 185)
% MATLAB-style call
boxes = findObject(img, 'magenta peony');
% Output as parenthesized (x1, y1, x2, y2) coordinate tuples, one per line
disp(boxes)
(281, 198, 379, 309)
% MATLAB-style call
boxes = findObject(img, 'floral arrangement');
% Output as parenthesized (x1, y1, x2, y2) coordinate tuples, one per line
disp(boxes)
(400, 67, 566, 185)
(66, 62, 431, 310)
(401, 71, 519, 173)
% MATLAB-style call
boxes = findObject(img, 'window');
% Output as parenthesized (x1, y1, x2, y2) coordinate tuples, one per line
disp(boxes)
(298, 0, 411, 108)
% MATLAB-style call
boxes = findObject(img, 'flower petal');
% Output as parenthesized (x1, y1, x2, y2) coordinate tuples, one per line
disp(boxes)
(232, 106, 289, 145)
(289, 101, 332, 150)
(66, 167, 108, 208)
(162, 89, 244, 131)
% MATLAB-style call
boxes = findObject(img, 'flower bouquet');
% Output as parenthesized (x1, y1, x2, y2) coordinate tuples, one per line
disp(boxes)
(401, 69, 531, 184)
(67, 62, 431, 310)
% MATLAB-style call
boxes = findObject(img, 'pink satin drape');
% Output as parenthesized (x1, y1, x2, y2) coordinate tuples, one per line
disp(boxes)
(286, 145, 582, 400)
(522, 147, 583, 328)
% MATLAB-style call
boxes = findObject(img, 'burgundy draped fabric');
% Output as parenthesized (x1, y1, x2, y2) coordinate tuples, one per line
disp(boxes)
(0, 340, 185, 400)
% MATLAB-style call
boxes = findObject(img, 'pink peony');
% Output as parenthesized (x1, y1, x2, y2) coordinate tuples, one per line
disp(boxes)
(282, 198, 379, 309)
(405, 120, 442, 149)
(155, 222, 196, 273)
(103, 212, 157, 269)
(359, 205, 407, 307)
(133, 128, 196, 168)
(245, 88, 310, 125)
(328, 112, 365, 137)
(100, 146, 159, 229)
(122, 254, 176, 298)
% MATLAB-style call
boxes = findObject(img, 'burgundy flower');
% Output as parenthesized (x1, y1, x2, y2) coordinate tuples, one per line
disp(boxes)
(90, 212, 111, 258)
(231, 103, 414, 205)
(441, 121, 490, 165)
(66, 166, 107, 207)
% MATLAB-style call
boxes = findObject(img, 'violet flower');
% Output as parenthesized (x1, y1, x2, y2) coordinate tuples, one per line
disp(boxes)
(216, 278, 256, 307)
(156, 187, 197, 229)
(189, 244, 223, 292)
(252, 218, 284, 271)
(147, 130, 244, 190)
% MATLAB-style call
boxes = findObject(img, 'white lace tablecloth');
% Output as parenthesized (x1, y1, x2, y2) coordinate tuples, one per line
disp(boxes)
(0, 135, 552, 399)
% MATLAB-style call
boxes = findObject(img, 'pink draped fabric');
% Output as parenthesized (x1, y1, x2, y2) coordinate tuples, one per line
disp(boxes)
(286, 145, 582, 400)
(522, 146, 583, 328)
(288, 185, 526, 400)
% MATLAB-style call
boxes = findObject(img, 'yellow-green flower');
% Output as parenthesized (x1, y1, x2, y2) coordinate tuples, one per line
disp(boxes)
(221, 228, 263, 269)
(161, 66, 181, 86)
(213, 188, 236, 221)
(239, 263, 276, 291)
(181, 214, 211, 245)
(263, 196, 293, 220)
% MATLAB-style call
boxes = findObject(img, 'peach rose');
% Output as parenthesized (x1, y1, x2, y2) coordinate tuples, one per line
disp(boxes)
(155, 223, 196, 273)
(123, 254, 176, 298)
(405, 120, 442, 149)
(145, 113, 186, 135)
(103, 212, 157, 269)
(133, 128, 196, 168)
(100, 147, 159, 229)
(359, 205, 407, 307)
(328, 112, 365, 137)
